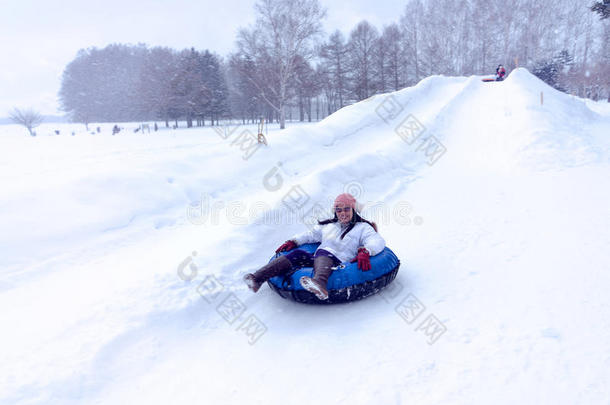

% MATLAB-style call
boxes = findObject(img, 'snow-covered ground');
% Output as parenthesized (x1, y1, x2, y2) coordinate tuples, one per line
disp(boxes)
(1, 69, 609, 404)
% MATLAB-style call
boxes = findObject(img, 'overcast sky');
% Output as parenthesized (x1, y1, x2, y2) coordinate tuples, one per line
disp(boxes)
(0, 0, 404, 116)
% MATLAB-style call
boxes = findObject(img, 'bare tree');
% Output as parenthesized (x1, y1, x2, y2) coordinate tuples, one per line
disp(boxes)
(373, 31, 389, 94)
(293, 56, 320, 122)
(9, 107, 43, 136)
(400, 0, 425, 84)
(237, 0, 326, 129)
(381, 24, 405, 91)
(348, 20, 380, 101)
(601, 24, 610, 103)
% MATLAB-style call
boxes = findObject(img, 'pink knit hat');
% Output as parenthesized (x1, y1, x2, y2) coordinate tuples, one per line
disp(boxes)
(334, 193, 357, 210)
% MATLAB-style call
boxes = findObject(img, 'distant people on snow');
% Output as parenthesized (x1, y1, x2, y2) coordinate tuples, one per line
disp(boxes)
(496, 65, 506, 81)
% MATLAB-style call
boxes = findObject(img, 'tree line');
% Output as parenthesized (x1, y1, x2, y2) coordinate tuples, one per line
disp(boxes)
(58, 0, 610, 130)
(59, 44, 229, 129)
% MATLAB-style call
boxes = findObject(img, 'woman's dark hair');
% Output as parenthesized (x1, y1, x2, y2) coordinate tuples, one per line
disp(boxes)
(318, 209, 378, 239)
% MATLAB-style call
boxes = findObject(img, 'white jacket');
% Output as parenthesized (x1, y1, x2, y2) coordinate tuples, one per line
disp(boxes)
(292, 221, 386, 263)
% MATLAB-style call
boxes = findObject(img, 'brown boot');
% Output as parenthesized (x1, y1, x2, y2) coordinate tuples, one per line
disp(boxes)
(299, 255, 335, 300)
(244, 255, 292, 293)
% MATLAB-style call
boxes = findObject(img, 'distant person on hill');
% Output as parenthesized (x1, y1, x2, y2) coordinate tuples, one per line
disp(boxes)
(496, 65, 506, 81)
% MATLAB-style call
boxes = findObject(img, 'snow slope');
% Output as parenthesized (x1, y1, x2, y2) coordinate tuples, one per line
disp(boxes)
(1, 68, 609, 405)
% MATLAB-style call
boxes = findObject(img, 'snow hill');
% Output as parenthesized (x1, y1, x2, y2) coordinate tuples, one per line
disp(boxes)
(1, 68, 609, 404)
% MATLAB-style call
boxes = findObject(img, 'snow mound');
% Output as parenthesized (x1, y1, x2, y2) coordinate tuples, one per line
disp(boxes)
(1, 69, 610, 405)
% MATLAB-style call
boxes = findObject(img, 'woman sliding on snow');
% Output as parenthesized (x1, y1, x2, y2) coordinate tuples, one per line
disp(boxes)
(243, 193, 386, 300)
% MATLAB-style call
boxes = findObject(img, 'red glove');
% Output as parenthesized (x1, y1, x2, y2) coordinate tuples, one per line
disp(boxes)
(351, 247, 371, 271)
(275, 240, 297, 253)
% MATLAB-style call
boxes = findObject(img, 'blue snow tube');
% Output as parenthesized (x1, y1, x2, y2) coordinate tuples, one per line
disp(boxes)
(267, 243, 400, 304)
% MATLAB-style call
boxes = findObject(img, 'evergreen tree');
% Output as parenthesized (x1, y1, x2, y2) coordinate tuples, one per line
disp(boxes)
(138, 47, 178, 127)
(591, 0, 610, 19)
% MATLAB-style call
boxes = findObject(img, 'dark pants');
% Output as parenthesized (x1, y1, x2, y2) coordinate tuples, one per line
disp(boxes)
(283, 249, 341, 269)
(285, 249, 340, 288)
(253, 249, 340, 288)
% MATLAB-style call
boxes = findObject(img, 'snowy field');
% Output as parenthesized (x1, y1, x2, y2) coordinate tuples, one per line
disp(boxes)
(1, 69, 609, 404)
